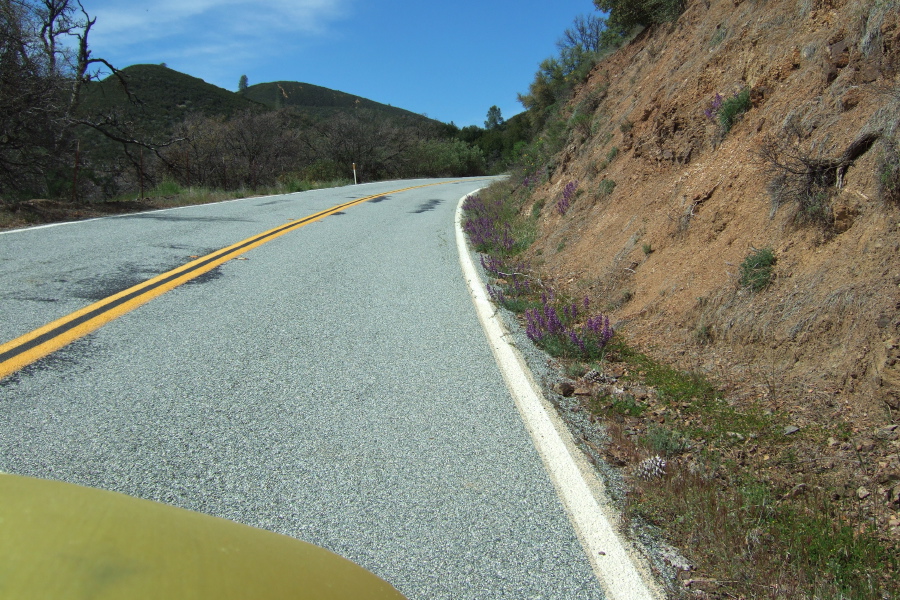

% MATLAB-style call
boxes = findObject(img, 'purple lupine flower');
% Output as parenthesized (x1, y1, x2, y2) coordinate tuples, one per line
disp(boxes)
(556, 180, 579, 215)
(525, 309, 544, 341)
(705, 93, 724, 122)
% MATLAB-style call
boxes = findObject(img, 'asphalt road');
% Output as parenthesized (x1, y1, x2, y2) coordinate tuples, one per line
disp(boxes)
(0, 178, 604, 598)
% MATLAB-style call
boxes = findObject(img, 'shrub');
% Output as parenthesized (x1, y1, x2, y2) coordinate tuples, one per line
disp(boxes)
(302, 159, 344, 183)
(739, 247, 776, 293)
(598, 179, 616, 197)
(571, 112, 593, 139)
(718, 88, 751, 133)
(644, 426, 689, 456)
(410, 138, 487, 177)
(759, 127, 881, 228)
(151, 178, 183, 197)
(606, 146, 619, 162)
(705, 88, 751, 134)
(594, 0, 686, 29)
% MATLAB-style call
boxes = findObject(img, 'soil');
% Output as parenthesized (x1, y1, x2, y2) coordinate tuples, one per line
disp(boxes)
(517, 0, 900, 590)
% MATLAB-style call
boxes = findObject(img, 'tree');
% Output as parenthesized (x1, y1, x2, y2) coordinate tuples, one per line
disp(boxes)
(238, 74, 248, 92)
(557, 14, 608, 54)
(0, 0, 160, 200)
(593, 0, 685, 30)
(485, 105, 504, 130)
(0, 0, 58, 193)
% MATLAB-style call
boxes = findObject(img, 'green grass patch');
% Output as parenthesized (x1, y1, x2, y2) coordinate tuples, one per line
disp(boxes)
(598, 179, 616, 198)
(615, 343, 775, 442)
(718, 87, 751, 134)
(632, 469, 899, 599)
(739, 247, 776, 292)
(591, 393, 647, 417)
(605, 146, 619, 163)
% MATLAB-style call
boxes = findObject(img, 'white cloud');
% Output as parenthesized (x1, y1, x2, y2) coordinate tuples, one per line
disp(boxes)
(86, 0, 348, 66)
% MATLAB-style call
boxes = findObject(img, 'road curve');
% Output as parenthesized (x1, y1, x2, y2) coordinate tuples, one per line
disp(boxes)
(0, 179, 604, 599)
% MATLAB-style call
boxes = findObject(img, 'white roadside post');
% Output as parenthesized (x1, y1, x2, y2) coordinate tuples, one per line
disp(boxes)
(352, 163, 357, 185)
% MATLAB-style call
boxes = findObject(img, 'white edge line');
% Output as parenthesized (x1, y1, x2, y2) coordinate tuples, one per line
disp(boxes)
(454, 191, 662, 600)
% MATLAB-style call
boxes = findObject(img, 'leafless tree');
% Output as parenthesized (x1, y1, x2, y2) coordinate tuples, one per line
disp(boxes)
(557, 14, 608, 54)
(0, 0, 176, 200)
(303, 110, 421, 182)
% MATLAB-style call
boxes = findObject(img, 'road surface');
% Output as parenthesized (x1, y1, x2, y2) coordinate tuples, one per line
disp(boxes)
(0, 178, 605, 598)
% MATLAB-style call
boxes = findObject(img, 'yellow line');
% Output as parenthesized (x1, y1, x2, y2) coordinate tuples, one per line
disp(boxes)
(0, 181, 468, 379)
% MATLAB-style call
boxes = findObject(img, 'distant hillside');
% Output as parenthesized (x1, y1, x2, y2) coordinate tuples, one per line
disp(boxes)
(79, 64, 264, 134)
(78, 66, 440, 138)
(241, 80, 437, 124)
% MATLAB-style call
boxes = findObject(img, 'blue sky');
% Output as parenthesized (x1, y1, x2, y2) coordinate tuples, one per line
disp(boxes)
(84, 0, 600, 127)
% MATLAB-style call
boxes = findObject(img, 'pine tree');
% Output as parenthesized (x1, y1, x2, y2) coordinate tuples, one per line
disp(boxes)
(484, 106, 504, 130)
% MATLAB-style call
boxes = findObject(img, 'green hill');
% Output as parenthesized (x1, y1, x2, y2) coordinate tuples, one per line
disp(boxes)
(78, 66, 440, 137)
(241, 80, 437, 124)
(79, 64, 264, 134)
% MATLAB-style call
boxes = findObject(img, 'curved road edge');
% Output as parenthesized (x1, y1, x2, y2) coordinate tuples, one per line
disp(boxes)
(454, 191, 663, 600)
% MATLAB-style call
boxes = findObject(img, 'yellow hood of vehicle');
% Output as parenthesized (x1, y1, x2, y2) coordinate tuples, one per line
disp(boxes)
(0, 473, 406, 600)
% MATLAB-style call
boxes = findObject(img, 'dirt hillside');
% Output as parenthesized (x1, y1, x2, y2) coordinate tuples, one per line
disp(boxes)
(523, 0, 900, 553)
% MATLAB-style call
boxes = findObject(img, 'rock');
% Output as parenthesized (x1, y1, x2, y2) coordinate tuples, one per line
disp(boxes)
(840, 88, 863, 111)
(784, 425, 800, 436)
(554, 381, 575, 397)
(659, 542, 693, 572)
(857, 486, 871, 500)
(828, 39, 851, 68)
(876, 467, 900, 485)
(857, 63, 880, 84)
(607, 365, 626, 379)
(875, 425, 899, 441)
(832, 199, 859, 233)
(633, 389, 650, 400)
(574, 386, 593, 396)
(857, 438, 877, 453)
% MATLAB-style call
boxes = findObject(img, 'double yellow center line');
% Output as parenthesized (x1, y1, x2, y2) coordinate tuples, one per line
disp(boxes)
(0, 181, 463, 380)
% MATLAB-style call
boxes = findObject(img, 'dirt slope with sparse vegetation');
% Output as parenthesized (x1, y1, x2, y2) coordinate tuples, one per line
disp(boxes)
(503, 0, 900, 596)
